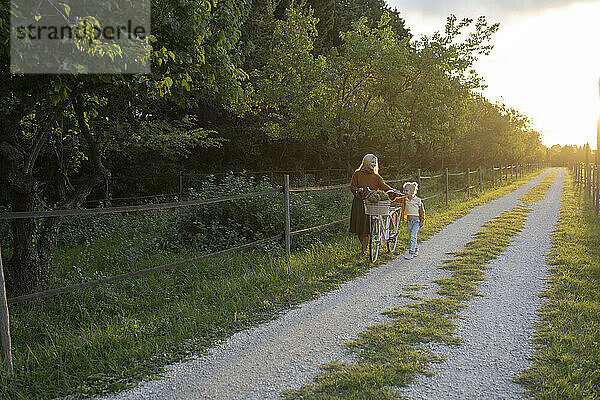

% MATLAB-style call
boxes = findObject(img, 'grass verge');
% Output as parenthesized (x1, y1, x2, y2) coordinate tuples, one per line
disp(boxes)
(284, 170, 558, 399)
(0, 169, 548, 399)
(516, 170, 600, 399)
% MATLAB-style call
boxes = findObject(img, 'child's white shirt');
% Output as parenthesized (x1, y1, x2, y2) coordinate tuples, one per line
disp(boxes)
(405, 196, 421, 216)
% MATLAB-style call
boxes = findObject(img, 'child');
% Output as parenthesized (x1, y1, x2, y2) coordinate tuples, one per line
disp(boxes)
(395, 182, 425, 259)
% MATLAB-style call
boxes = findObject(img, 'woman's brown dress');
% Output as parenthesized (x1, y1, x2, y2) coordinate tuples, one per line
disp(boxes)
(349, 169, 393, 235)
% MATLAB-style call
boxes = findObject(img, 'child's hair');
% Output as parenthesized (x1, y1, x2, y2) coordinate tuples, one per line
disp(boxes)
(403, 182, 418, 194)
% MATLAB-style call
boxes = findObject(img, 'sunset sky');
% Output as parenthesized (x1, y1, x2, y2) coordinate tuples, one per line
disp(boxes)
(389, 0, 600, 149)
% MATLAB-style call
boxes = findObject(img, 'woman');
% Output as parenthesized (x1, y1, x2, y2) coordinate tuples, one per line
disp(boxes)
(349, 154, 397, 254)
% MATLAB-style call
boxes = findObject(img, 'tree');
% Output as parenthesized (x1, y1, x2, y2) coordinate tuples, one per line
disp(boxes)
(384, 15, 499, 169)
(0, 0, 252, 295)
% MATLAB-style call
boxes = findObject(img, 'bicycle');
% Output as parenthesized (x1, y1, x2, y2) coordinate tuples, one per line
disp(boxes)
(362, 188, 403, 263)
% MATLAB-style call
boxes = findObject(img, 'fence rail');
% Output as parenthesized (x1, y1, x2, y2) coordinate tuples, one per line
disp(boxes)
(290, 217, 350, 236)
(0, 162, 542, 375)
(7, 235, 282, 306)
(80, 168, 351, 205)
(289, 183, 347, 192)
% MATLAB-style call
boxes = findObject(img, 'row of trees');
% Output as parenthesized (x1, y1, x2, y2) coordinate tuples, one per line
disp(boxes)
(238, 7, 543, 172)
(1, 0, 546, 294)
(546, 143, 597, 166)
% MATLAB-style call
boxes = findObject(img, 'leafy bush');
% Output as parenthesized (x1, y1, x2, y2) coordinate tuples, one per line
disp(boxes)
(50, 173, 351, 283)
(178, 173, 350, 251)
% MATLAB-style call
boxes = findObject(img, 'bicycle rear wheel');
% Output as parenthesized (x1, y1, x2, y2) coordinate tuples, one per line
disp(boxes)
(387, 212, 400, 253)
(369, 217, 381, 262)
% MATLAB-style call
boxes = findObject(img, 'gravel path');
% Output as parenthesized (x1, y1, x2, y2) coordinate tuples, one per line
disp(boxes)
(100, 169, 561, 400)
(401, 167, 563, 400)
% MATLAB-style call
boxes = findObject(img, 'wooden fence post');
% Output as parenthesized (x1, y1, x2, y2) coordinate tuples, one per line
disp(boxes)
(467, 168, 471, 197)
(596, 164, 600, 215)
(593, 165, 596, 211)
(445, 168, 449, 205)
(479, 167, 483, 192)
(588, 164, 592, 198)
(590, 164, 598, 206)
(589, 164, 592, 195)
(417, 168, 422, 198)
(592, 165, 595, 204)
(0, 246, 13, 376)
(283, 175, 291, 261)
(585, 163, 587, 192)
(179, 171, 183, 196)
(491, 166, 495, 188)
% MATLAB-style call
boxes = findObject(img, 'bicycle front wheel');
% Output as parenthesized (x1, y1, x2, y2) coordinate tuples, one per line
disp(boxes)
(387, 212, 400, 253)
(369, 217, 381, 262)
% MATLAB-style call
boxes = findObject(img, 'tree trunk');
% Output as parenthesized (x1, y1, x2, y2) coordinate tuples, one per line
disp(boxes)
(2, 91, 109, 296)
(5, 174, 45, 296)
(397, 135, 406, 166)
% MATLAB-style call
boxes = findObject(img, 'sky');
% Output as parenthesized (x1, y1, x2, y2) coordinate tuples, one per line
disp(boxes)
(387, 0, 600, 149)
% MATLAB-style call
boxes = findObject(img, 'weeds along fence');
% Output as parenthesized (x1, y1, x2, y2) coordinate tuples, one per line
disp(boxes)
(0, 163, 541, 375)
(572, 162, 600, 215)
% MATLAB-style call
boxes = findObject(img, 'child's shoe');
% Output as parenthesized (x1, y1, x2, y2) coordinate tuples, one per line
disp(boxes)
(404, 253, 413, 260)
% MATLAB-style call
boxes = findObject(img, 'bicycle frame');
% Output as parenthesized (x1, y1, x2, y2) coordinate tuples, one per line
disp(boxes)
(369, 205, 401, 263)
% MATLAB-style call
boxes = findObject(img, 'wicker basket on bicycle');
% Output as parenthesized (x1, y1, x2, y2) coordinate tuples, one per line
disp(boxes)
(363, 200, 391, 215)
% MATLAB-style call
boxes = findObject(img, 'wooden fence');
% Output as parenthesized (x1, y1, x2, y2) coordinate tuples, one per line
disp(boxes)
(0, 163, 542, 374)
(572, 162, 600, 215)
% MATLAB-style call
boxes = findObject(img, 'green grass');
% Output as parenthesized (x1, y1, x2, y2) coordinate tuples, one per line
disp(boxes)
(0, 169, 546, 399)
(516, 170, 600, 399)
(519, 170, 557, 205)
(284, 171, 557, 399)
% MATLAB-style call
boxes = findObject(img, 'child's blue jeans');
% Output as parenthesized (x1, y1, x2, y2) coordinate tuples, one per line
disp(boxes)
(407, 218, 420, 254)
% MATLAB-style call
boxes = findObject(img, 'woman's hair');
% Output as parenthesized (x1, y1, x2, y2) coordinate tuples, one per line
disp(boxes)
(403, 182, 418, 194)
(356, 154, 379, 174)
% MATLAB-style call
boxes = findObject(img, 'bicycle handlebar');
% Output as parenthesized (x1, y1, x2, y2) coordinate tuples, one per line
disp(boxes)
(359, 187, 402, 195)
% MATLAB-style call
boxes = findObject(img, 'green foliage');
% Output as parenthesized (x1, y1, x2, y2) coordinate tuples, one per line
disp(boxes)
(242, 6, 540, 172)
(365, 190, 388, 203)
(545, 144, 593, 166)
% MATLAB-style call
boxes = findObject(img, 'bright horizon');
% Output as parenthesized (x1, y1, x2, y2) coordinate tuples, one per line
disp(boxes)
(389, 0, 600, 150)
